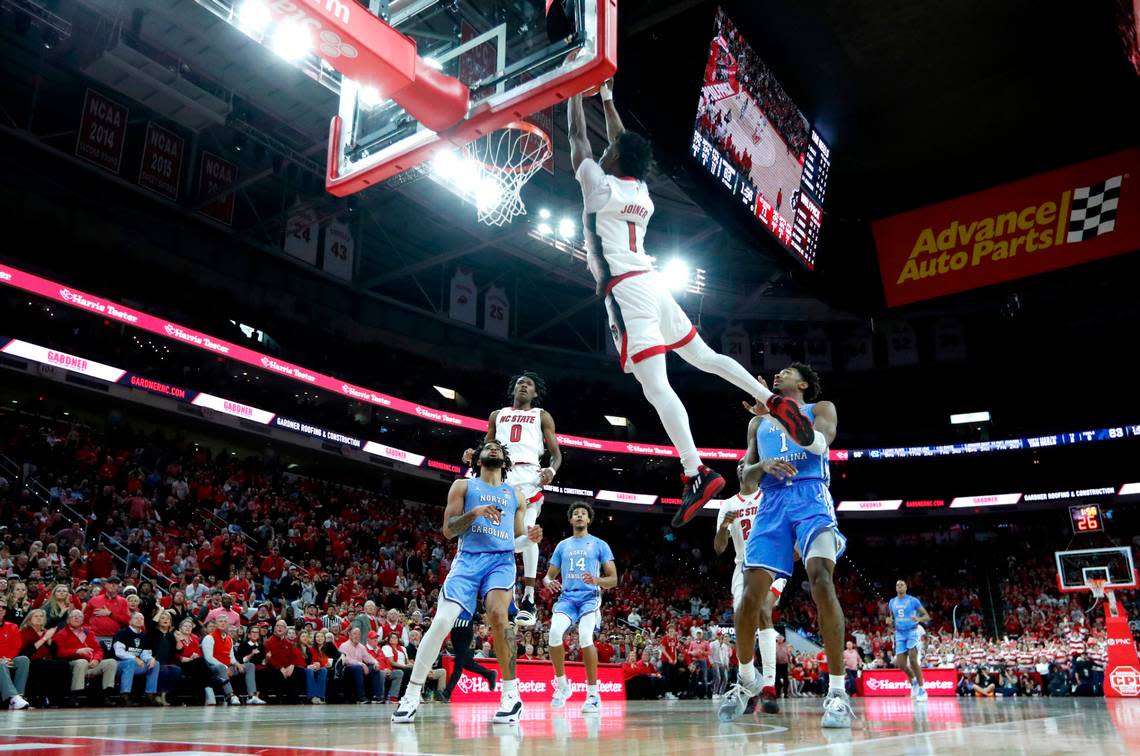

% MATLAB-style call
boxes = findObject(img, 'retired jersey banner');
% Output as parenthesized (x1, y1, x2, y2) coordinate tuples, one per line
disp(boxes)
(874, 149, 1140, 307)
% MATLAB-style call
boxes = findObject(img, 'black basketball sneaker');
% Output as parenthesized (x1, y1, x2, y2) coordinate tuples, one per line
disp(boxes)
(672, 465, 725, 528)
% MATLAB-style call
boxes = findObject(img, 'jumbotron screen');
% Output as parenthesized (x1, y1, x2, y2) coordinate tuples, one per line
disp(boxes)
(691, 7, 830, 269)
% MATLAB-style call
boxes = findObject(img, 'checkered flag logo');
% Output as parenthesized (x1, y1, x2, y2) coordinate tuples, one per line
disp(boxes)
(1067, 175, 1121, 243)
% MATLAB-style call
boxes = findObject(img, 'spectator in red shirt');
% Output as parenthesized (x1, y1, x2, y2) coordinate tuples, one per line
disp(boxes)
(624, 648, 666, 700)
(380, 632, 410, 702)
(55, 609, 118, 702)
(0, 601, 30, 709)
(87, 543, 114, 581)
(83, 577, 130, 642)
(259, 548, 286, 596)
(265, 619, 306, 702)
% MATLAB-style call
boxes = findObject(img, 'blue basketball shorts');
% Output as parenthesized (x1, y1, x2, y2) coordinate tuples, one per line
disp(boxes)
(553, 592, 600, 624)
(743, 480, 847, 578)
(442, 550, 516, 616)
(895, 629, 920, 654)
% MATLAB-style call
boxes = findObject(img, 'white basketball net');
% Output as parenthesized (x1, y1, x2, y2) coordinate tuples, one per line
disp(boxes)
(461, 122, 551, 226)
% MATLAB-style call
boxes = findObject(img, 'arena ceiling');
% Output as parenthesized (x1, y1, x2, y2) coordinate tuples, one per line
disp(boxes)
(0, 0, 1136, 357)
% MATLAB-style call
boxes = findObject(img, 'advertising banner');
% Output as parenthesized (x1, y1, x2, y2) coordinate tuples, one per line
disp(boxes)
(860, 668, 957, 697)
(440, 657, 626, 702)
(874, 149, 1140, 307)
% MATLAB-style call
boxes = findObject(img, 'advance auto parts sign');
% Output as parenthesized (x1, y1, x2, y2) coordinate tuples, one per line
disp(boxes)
(874, 149, 1140, 307)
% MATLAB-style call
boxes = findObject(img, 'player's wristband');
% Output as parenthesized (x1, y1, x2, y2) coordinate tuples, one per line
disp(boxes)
(804, 430, 828, 455)
(599, 84, 613, 102)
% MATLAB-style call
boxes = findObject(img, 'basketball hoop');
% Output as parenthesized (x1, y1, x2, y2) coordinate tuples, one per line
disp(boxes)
(460, 121, 552, 226)
(1087, 577, 1118, 613)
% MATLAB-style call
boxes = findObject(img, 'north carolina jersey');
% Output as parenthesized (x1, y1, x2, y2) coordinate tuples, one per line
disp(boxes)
(756, 403, 829, 491)
(577, 158, 655, 288)
(494, 406, 544, 466)
(456, 477, 518, 554)
(713, 491, 762, 564)
(889, 595, 925, 633)
(551, 534, 614, 599)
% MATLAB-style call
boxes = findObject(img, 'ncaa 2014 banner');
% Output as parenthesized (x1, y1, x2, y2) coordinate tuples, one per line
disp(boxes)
(874, 149, 1140, 307)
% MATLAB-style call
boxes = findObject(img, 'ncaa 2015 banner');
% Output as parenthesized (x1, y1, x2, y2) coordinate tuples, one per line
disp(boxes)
(874, 149, 1140, 307)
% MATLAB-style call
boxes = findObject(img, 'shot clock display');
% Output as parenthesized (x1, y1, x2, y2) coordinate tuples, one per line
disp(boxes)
(1069, 504, 1103, 533)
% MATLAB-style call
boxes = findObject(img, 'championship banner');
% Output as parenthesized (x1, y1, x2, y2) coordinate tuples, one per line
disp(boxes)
(720, 325, 752, 372)
(137, 122, 184, 201)
(874, 149, 1140, 307)
(198, 152, 238, 226)
(75, 89, 128, 174)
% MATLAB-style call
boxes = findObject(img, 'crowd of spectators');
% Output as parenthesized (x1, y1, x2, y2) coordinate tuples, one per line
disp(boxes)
(707, 10, 811, 159)
(1, 406, 1137, 710)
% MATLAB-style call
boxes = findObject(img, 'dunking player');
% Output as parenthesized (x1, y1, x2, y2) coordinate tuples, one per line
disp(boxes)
(543, 501, 616, 714)
(713, 459, 787, 713)
(887, 580, 932, 701)
(567, 82, 816, 525)
(464, 372, 561, 628)
(392, 441, 542, 724)
(719, 363, 852, 728)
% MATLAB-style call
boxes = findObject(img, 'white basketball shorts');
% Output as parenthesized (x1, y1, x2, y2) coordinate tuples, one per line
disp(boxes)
(731, 563, 788, 612)
(507, 463, 544, 510)
(604, 271, 697, 374)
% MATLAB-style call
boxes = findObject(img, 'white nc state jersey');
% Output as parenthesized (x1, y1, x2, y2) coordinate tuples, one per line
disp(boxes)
(715, 491, 762, 565)
(495, 407, 544, 466)
(577, 159, 655, 286)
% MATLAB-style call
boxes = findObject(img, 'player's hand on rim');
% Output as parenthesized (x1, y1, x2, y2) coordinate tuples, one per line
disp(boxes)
(760, 458, 798, 479)
(472, 504, 502, 524)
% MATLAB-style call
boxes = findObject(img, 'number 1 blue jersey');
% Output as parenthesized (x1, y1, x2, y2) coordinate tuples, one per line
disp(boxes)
(756, 403, 829, 491)
(551, 534, 614, 599)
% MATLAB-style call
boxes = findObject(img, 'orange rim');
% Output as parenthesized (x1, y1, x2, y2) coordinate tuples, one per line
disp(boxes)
(463, 121, 552, 176)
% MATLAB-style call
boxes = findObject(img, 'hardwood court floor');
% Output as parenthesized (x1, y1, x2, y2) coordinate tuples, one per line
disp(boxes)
(0, 697, 1138, 755)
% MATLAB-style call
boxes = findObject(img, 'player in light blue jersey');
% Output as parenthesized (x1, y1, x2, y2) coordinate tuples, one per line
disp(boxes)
(887, 580, 932, 700)
(721, 362, 853, 729)
(393, 441, 542, 725)
(542, 501, 617, 714)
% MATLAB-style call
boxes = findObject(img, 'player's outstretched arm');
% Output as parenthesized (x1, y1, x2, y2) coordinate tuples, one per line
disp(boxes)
(599, 79, 624, 144)
(568, 94, 593, 173)
(744, 415, 761, 465)
(462, 410, 501, 464)
(713, 507, 736, 555)
(811, 401, 838, 446)
(539, 410, 562, 485)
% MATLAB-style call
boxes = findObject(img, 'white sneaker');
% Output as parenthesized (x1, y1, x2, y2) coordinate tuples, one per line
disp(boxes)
(8, 694, 29, 710)
(664, 692, 677, 701)
(493, 693, 523, 724)
(916, 687, 928, 702)
(229, 695, 241, 705)
(551, 681, 572, 709)
(248, 695, 266, 705)
(580, 694, 601, 714)
(910, 682, 919, 699)
(821, 689, 854, 729)
(391, 695, 419, 724)
(204, 688, 217, 706)
(718, 681, 760, 723)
